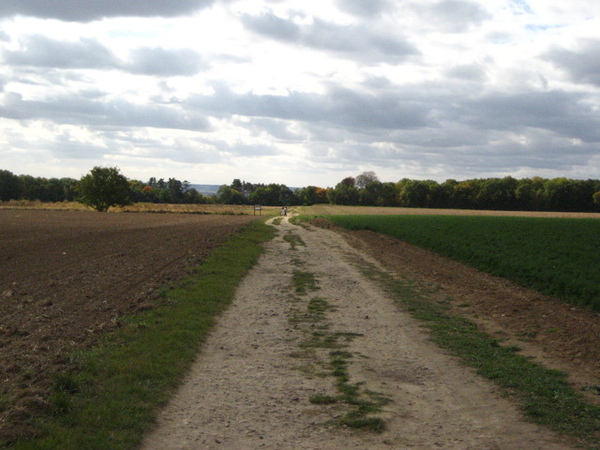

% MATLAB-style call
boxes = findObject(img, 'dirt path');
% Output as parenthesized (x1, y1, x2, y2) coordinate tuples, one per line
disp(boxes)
(141, 216, 573, 449)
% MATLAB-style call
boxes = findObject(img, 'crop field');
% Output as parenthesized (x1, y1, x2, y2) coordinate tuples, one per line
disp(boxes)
(323, 214, 600, 311)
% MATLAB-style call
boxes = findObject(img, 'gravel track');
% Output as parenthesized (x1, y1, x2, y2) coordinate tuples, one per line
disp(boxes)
(141, 216, 574, 449)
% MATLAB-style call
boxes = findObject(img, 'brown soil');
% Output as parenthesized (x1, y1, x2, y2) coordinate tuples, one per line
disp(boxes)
(342, 228, 600, 402)
(0, 209, 256, 442)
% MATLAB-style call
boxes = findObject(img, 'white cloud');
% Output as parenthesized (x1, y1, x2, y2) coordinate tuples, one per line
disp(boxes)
(4, 35, 118, 68)
(0, 0, 216, 22)
(1, 0, 599, 187)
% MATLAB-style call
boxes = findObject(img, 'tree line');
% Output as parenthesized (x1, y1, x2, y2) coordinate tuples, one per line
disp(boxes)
(220, 172, 600, 213)
(1, 167, 599, 213)
(0, 169, 207, 206)
(325, 172, 600, 212)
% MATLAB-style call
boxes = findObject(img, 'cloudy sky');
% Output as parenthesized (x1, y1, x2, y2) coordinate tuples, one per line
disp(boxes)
(1, 0, 599, 187)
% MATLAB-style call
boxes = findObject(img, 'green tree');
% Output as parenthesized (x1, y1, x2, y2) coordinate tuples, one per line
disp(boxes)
(593, 191, 600, 210)
(167, 178, 185, 203)
(355, 171, 379, 189)
(329, 179, 359, 205)
(249, 183, 296, 206)
(217, 185, 245, 204)
(78, 166, 132, 212)
(0, 169, 21, 201)
(183, 188, 205, 204)
(359, 180, 383, 205)
(476, 177, 518, 210)
(397, 179, 430, 207)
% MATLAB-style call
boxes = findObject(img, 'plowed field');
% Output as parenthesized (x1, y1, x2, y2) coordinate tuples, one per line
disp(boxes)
(0, 210, 256, 440)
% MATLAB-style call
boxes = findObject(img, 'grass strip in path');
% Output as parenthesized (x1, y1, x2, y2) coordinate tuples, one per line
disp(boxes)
(10, 220, 275, 450)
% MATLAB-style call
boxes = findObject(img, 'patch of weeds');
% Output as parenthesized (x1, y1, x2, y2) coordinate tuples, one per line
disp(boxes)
(288, 298, 333, 328)
(272, 217, 283, 225)
(293, 270, 319, 295)
(0, 390, 14, 417)
(330, 350, 353, 359)
(307, 348, 390, 433)
(52, 373, 82, 395)
(291, 257, 304, 267)
(544, 327, 561, 334)
(309, 394, 338, 405)
(288, 268, 388, 434)
(339, 415, 386, 432)
(307, 297, 334, 321)
(293, 363, 319, 377)
(326, 350, 389, 433)
(300, 331, 342, 349)
(283, 231, 306, 249)
(48, 392, 72, 417)
(334, 331, 364, 342)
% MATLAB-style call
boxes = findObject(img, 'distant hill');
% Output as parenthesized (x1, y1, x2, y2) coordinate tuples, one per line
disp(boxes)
(189, 184, 221, 195)
(189, 183, 301, 196)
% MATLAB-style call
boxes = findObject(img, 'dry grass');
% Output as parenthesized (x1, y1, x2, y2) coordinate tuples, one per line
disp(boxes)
(0, 200, 89, 210)
(0, 201, 279, 216)
(297, 204, 600, 219)
(115, 202, 278, 216)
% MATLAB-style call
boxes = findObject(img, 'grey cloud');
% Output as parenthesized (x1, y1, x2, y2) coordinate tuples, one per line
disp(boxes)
(3, 35, 118, 69)
(240, 13, 300, 42)
(335, 0, 393, 18)
(4, 35, 205, 77)
(126, 47, 207, 76)
(190, 83, 430, 131)
(413, 0, 491, 33)
(241, 13, 419, 62)
(0, 0, 215, 22)
(341, 143, 406, 163)
(460, 91, 600, 142)
(392, 124, 489, 149)
(49, 133, 107, 160)
(99, 131, 225, 165)
(327, 86, 430, 129)
(545, 40, 600, 87)
(445, 64, 487, 81)
(461, 133, 597, 173)
(0, 91, 211, 131)
(220, 141, 280, 157)
(243, 118, 305, 141)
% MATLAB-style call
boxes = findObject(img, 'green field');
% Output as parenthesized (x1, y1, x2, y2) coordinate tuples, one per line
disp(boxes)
(324, 215, 600, 311)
